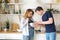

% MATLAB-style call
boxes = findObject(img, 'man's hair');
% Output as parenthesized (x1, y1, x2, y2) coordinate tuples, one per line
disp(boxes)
(35, 6, 43, 12)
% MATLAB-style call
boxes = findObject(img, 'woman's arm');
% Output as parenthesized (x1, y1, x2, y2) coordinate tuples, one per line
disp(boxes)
(23, 18, 28, 26)
(20, 18, 29, 29)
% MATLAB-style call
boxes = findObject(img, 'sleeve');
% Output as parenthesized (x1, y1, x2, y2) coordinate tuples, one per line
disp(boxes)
(46, 11, 53, 18)
(20, 17, 24, 29)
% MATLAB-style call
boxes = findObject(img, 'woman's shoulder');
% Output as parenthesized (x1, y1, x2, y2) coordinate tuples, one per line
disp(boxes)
(21, 16, 25, 20)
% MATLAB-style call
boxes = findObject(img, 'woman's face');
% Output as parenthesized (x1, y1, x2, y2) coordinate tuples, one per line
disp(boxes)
(27, 12, 33, 18)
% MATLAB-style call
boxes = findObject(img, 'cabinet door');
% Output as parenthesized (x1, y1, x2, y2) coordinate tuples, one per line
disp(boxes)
(56, 34, 60, 40)
(34, 34, 46, 40)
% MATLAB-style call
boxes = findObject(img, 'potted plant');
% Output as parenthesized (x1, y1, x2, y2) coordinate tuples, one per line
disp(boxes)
(47, 8, 60, 14)
(47, 8, 53, 12)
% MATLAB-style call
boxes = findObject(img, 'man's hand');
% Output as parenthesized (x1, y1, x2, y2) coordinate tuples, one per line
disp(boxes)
(34, 21, 42, 24)
(34, 21, 45, 27)
(34, 21, 40, 27)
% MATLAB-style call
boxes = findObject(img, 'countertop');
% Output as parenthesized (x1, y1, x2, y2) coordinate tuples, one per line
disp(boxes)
(0, 31, 60, 34)
(36, 32, 60, 34)
(0, 31, 22, 34)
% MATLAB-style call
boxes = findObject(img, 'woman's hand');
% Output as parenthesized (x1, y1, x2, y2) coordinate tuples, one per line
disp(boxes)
(23, 18, 29, 26)
(26, 18, 29, 21)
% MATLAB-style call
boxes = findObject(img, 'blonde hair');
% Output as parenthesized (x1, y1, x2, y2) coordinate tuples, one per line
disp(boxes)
(24, 9, 34, 18)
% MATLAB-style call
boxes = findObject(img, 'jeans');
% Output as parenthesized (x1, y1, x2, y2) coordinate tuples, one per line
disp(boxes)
(46, 32, 56, 40)
(29, 28, 34, 40)
(23, 28, 34, 40)
(23, 35, 29, 40)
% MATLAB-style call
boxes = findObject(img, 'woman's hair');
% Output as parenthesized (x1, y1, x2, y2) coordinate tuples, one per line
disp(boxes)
(24, 9, 34, 18)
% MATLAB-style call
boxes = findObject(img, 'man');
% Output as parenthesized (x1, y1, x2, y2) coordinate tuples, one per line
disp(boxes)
(35, 6, 56, 40)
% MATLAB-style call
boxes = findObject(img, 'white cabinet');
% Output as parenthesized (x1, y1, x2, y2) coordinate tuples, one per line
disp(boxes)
(0, 33, 60, 40)
(0, 33, 22, 39)
(56, 33, 60, 40)
(34, 33, 60, 40)
(34, 33, 46, 40)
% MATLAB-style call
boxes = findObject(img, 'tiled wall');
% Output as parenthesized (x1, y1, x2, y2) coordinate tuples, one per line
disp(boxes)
(53, 14, 60, 31)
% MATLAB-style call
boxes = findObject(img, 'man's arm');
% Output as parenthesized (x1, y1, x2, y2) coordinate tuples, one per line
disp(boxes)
(36, 17, 53, 25)
(41, 17, 53, 24)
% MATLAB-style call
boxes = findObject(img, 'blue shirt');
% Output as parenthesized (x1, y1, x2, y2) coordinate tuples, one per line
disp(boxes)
(42, 11, 56, 33)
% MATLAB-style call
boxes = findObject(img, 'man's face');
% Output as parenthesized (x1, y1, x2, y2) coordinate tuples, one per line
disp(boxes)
(36, 10, 43, 15)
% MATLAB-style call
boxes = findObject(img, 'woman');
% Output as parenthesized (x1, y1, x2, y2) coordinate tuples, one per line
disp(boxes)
(20, 9, 34, 40)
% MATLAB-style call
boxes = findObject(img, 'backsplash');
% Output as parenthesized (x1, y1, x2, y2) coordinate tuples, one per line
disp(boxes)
(53, 14, 60, 31)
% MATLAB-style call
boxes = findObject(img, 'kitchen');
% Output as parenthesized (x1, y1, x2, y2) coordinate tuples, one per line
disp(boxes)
(0, 0, 60, 40)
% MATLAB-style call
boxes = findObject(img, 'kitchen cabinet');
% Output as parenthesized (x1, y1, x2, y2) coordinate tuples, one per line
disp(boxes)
(0, 32, 22, 39)
(0, 32, 60, 40)
(34, 32, 60, 40)
(56, 33, 60, 40)
(34, 33, 46, 40)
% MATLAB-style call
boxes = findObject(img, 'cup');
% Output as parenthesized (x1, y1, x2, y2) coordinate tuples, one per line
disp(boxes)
(30, 23, 34, 27)
(4, 28, 7, 32)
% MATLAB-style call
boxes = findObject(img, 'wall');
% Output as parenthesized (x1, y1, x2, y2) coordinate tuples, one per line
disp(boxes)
(53, 14, 60, 31)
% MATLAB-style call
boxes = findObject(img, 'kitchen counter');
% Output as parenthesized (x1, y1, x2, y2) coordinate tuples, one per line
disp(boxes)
(35, 31, 60, 34)
(0, 31, 60, 40)
(0, 31, 60, 34)
(0, 31, 22, 39)
(0, 31, 22, 34)
(34, 32, 60, 40)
